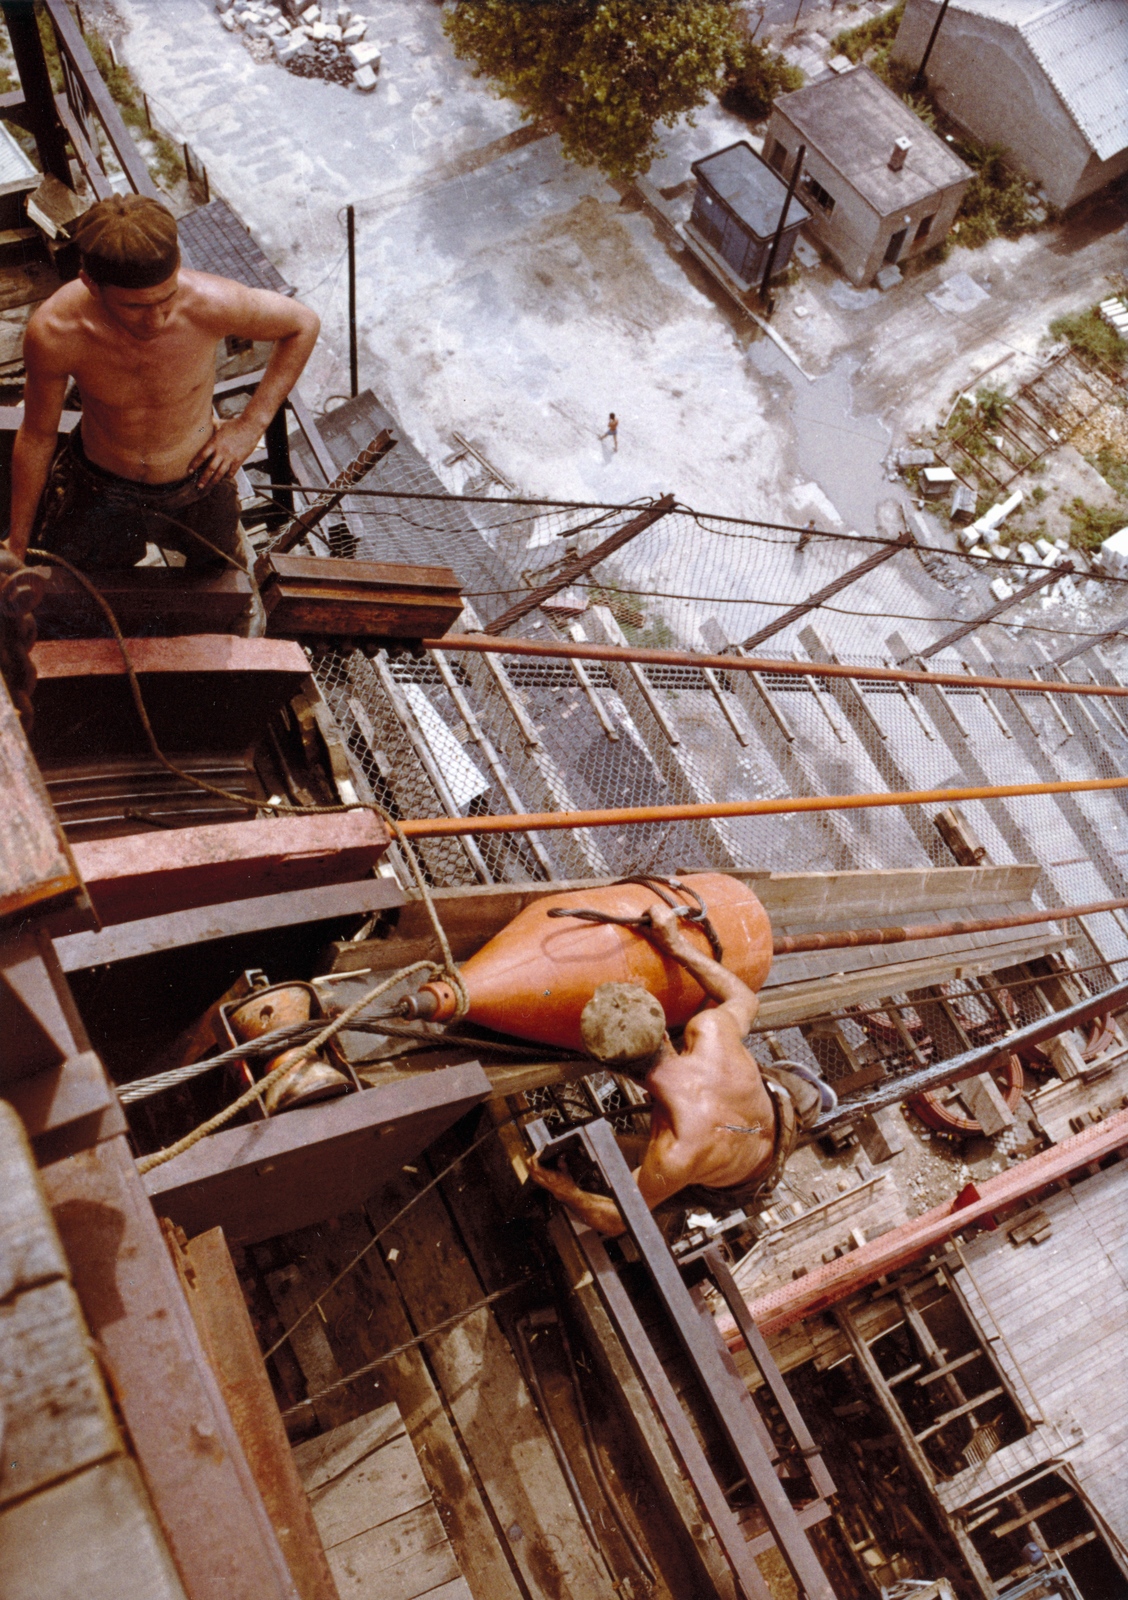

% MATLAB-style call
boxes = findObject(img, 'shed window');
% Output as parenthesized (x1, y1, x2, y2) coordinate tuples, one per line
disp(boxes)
(768, 139, 788, 173)
(803, 175, 835, 215)
(915, 213, 935, 241)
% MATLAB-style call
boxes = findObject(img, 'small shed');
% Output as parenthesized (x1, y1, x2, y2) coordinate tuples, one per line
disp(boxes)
(687, 141, 810, 291)
(766, 66, 972, 286)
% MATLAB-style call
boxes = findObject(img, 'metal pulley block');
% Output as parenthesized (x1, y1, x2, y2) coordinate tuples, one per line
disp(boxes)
(220, 979, 352, 1115)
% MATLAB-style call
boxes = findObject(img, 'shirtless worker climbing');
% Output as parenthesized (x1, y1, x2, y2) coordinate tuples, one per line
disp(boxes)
(529, 900, 836, 1238)
(3, 193, 319, 570)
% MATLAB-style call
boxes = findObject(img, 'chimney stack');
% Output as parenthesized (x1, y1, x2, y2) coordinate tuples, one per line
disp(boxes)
(889, 136, 912, 172)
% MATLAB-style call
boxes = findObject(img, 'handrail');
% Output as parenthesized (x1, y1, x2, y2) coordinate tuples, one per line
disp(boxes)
(41, 0, 158, 198)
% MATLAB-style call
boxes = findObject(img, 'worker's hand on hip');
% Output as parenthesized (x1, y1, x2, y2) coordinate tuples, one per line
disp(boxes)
(190, 416, 262, 490)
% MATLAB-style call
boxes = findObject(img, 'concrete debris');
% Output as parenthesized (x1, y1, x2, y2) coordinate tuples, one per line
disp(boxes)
(220, 0, 375, 88)
(896, 447, 934, 469)
(875, 263, 902, 292)
(950, 483, 977, 524)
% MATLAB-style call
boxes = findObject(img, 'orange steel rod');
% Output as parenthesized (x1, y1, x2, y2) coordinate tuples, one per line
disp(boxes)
(426, 632, 1128, 699)
(397, 773, 1128, 839)
(771, 896, 1128, 955)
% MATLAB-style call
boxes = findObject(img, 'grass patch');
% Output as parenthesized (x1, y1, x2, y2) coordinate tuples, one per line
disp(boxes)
(832, 1, 905, 64)
(32, 5, 184, 192)
(1065, 498, 1127, 551)
(1087, 444, 1128, 499)
(952, 138, 1047, 246)
(1049, 308, 1127, 373)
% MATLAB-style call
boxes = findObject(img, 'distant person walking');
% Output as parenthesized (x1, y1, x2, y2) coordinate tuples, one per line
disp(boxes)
(602, 412, 619, 452)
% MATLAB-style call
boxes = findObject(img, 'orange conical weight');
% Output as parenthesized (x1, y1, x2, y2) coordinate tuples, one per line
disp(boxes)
(417, 874, 773, 1051)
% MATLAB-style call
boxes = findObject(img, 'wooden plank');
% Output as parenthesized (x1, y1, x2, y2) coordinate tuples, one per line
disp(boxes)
(0, 671, 84, 924)
(959, 1073, 1016, 1134)
(55, 876, 406, 972)
(371, 1179, 611, 1600)
(31, 635, 311, 680)
(0, 1457, 186, 1600)
(41, 1133, 302, 1600)
(293, 1408, 433, 1548)
(317, 1215, 525, 1600)
(324, 865, 1042, 973)
(0, 1100, 122, 1509)
(0, 1275, 123, 1505)
(142, 1063, 491, 1246)
(181, 1228, 340, 1600)
(69, 811, 391, 926)
(324, 1503, 460, 1600)
(757, 931, 1068, 1027)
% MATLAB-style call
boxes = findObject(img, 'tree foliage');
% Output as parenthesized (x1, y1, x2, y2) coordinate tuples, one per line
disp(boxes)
(720, 40, 802, 122)
(443, 0, 739, 182)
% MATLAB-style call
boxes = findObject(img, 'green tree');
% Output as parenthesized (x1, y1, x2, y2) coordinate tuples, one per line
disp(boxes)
(443, 0, 739, 182)
(720, 40, 802, 122)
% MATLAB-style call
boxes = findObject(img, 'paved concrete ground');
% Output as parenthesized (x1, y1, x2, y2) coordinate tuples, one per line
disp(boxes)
(114, 0, 1127, 545)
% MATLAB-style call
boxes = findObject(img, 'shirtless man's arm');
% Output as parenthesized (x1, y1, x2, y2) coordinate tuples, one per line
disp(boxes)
(7, 317, 69, 560)
(188, 278, 319, 490)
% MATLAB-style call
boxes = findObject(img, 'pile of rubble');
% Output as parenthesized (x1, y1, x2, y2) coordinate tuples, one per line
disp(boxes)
(215, 0, 381, 91)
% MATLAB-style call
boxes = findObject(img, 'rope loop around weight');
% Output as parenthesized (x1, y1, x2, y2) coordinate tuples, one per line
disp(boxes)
(545, 873, 724, 963)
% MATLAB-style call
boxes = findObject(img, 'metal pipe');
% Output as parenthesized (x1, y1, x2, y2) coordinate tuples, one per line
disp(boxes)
(513, 1315, 617, 1582)
(913, 0, 953, 90)
(771, 895, 1128, 954)
(552, 1309, 657, 1582)
(396, 771, 1128, 840)
(426, 632, 1128, 700)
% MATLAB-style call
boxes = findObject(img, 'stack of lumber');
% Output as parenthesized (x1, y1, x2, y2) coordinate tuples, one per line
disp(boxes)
(257, 554, 463, 646)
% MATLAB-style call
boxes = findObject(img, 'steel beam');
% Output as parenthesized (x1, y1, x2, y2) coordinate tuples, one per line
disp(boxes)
(554, 1118, 838, 1599)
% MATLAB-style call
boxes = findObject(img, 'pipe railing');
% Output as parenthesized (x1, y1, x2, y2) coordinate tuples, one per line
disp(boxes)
(425, 633, 1128, 701)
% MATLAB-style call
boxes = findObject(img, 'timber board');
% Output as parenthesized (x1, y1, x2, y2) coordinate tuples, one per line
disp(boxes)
(142, 1062, 491, 1245)
(368, 1170, 612, 1600)
(0, 1458, 186, 1600)
(54, 875, 406, 971)
(66, 810, 391, 926)
(276, 1211, 525, 1600)
(322, 864, 1042, 972)
(0, 672, 84, 925)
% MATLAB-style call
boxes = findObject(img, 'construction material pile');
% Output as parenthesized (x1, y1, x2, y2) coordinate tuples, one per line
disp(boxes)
(215, 0, 381, 91)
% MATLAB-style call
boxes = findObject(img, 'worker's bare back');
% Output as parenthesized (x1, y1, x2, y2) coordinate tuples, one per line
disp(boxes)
(25, 269, 300, 483)
(648, 1009, 776, 1192)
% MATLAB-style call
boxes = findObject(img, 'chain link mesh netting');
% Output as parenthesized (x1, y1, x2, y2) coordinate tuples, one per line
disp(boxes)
(292, 402, 1128, 1089)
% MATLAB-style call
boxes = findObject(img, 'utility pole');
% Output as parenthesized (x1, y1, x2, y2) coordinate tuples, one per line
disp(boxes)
(346, 203, 358, 399)
(913, 0, 952, 90)
(760, 142, 805, 313)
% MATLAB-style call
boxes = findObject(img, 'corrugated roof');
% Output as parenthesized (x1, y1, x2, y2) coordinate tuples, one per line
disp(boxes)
(772, 67, 971, 214)
(944, 0, 1128, 160)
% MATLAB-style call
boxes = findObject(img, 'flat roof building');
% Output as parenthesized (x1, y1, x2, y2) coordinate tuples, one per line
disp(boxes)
(686, 140, 810, 293)
(766, 66, 972, 287)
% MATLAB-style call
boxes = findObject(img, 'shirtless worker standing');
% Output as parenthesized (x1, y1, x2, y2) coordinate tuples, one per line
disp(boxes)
(4, 194, 319, 570)
(528, 900, 835, 1237)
